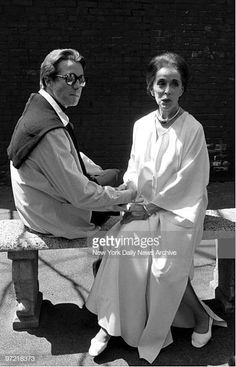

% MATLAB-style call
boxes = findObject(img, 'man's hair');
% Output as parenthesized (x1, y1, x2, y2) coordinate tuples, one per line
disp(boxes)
(146, 52, 189, 96)
(40, 48, 85, 88)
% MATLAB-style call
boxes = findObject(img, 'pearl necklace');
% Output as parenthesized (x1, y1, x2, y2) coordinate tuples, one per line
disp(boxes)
(156, 107, 181, 124)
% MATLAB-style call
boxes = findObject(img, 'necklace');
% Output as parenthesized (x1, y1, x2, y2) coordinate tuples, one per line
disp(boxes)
(156, 107, 181, 124)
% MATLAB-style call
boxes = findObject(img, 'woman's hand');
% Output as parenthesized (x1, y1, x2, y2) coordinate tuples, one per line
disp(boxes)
(120, 203, 160, 224)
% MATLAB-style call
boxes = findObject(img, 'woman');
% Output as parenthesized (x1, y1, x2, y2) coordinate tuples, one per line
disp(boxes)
(86, 52, 226, 363)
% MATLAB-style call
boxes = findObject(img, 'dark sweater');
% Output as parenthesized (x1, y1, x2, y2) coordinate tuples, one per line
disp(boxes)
(7, 93, 66, 168)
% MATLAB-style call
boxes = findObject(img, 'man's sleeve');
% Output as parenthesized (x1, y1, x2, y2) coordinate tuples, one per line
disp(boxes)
(80, 151, 103, 175)
(33, 129, 132, 209)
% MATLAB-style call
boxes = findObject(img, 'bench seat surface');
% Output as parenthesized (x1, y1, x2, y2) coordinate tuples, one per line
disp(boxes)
(0, 217, 120, 251)
(0, 209, 235, 251)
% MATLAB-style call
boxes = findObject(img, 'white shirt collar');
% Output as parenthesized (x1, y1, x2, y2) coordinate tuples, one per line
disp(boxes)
(38, 89, 69, 126)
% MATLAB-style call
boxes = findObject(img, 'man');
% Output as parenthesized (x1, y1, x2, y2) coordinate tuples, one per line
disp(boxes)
(7, 48, 135, 239)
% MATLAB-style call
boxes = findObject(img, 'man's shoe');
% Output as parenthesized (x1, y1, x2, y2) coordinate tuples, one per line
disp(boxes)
(191, 317, 213, 348)
(88, 337, 109, 357)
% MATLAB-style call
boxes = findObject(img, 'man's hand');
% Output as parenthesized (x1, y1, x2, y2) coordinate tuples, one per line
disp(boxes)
(116, 181, 136, 191)
(128, 188, 137, 202)
(115, 183, 127, 191)
(115, 181, 137, 202)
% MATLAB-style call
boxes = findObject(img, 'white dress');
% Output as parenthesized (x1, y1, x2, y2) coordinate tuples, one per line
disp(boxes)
(86, 111, 227, 363)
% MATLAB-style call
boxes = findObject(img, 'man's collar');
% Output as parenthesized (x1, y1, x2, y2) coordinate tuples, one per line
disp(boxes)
(38, 89, 69, 126)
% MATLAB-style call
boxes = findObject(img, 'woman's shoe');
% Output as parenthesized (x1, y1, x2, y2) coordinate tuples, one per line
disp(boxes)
(191, 317, 213, 348)
(88, 337, 109, 357)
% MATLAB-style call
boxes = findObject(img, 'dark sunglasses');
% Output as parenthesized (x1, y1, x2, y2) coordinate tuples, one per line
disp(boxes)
(56, 73, 86, 87)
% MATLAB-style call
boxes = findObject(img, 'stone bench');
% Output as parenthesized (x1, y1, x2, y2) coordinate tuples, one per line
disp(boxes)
(0, 216, 120, 331)
(0, 209, 235, 330)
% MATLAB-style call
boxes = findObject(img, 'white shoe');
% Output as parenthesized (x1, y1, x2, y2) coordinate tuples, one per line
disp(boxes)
(191, 317, 213, 348)
(88, 337, 109, 357)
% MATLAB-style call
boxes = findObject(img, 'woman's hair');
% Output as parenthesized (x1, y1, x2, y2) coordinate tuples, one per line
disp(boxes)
(40, 48, 85, 88)
(146, 52, 189, 95)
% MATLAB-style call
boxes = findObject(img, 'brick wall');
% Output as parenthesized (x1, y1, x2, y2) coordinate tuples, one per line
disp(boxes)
(0, 0, 234, 182)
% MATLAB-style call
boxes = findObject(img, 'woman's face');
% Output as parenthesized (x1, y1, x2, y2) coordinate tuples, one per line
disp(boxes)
(151, 66, 184, 113)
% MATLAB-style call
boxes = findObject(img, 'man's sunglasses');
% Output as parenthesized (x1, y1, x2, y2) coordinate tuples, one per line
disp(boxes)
(56, 73, 86, 87)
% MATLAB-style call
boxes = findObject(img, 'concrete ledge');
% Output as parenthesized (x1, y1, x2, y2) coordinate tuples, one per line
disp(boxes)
(0, 216, 121, 251)
(0, 209, 235, 252)
(203, 208, 235, 239)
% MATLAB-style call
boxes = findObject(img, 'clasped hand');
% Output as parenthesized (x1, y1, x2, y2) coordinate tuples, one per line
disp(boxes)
(121, 202, 150, 224)
(114, 182, 159, 224)
(115, 181, 137, 203)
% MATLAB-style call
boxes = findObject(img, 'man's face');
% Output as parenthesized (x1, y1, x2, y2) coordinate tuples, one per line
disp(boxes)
(46, 59, 84, 107)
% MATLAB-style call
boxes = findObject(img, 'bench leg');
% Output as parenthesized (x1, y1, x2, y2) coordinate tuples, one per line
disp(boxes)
(8, 250, 43, 330)
(215, 238, 235, 313)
